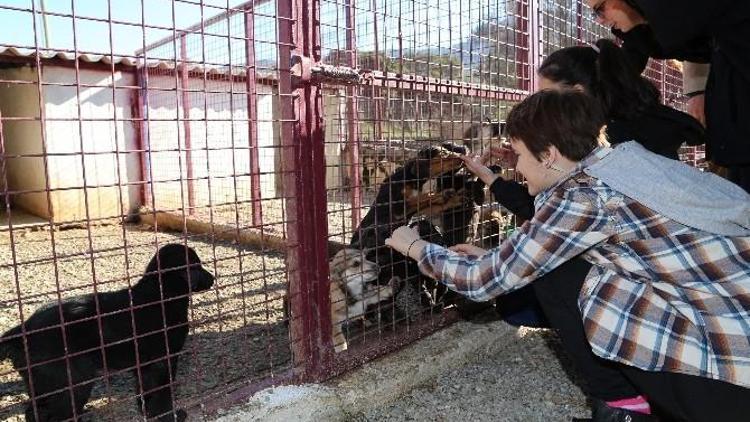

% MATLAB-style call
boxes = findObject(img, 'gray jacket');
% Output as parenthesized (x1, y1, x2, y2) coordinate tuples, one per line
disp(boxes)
(584, 141, 750, 236)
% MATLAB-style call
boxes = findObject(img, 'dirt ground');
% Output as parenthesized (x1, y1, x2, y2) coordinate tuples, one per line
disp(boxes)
(357, 327, 591, 421)
(0, 223, 292, 421)
(0, 193, 506, 421)
(0, 193, 392, 421)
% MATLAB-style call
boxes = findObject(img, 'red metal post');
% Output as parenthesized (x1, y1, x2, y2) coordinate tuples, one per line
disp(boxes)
(345, 0, 362, 231)
(277, 0, 333, 381)
(180, 35, 196, 215)
(576, 0, 583, 42)
(515, 0, 531, 92)
(515, 0, 539, 92)
(135, 65, 150, 208)
(244, 6, 264, 227)
(528, 0, 540, 92)
(371, 0, 383, 140)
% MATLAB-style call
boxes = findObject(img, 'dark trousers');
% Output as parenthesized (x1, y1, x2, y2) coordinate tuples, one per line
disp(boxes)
(728, 164, 750, 194)
(495, 283, 549, 328)
(532, 257, 750, 422)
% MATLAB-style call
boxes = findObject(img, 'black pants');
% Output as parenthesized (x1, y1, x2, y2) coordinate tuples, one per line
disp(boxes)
(728, 164, 750, 194)
(532, 257, 750, 422)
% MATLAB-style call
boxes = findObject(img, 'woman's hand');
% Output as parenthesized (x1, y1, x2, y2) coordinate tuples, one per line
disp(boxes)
(385, 226, 423, 259)
(487, 143, 517, 170)
(449, 244, 487, 257)
(461, 154, 499, 186)
(687, 94, 706, 127)
(462, 142, 518, 184)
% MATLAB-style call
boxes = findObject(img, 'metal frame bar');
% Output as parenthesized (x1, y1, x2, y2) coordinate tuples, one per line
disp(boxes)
(345, 0, 362, 231)
(135, 65, 151, 207)
(180, 35, 196, 215)
(278, 0, 334, 381)
(244, 5, 264, 227)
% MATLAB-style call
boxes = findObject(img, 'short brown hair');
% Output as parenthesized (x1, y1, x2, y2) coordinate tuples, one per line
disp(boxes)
(505, 89, 605, 161)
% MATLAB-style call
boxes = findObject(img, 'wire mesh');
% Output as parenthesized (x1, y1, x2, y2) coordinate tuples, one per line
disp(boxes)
(0, 0, 701, 419)
(319, 0, 702, 359)
(319, 0, 523, 355)
(0, 1, 291, 420)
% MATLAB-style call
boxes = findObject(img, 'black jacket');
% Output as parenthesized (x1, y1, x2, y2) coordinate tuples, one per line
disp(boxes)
(616, 0, 750, 166)
(607, 103, 705, 160)
(490, 108, 705, 221)
(615, 25, 712, 75)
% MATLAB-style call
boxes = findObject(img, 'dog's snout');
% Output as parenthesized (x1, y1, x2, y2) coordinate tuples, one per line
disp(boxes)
(202, 269, 215, 287)
(188, 267, 215, 292)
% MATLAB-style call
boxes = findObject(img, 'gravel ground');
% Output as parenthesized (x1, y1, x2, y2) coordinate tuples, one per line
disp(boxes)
(0, 223, 292, 421)
(0, 195, 538, 421)
(0, 191, 400, 421)
(356, 326, 591, 422)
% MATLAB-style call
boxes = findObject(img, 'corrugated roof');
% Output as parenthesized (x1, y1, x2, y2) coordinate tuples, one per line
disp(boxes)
(0, 46, 140, 66)
(0, 46, 277, 79)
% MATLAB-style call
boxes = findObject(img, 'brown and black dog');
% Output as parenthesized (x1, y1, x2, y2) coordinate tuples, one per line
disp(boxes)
(351, 143, 466, 254)
(352, 143, 504, 320)
(350, 144, 465, 320)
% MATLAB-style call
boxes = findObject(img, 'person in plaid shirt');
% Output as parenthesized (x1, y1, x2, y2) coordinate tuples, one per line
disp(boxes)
(386, 90, 750, 422)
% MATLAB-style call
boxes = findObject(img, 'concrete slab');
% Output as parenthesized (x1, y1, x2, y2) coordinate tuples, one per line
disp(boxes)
(212, 319, 521, 422)
(0, 207, 47, 231)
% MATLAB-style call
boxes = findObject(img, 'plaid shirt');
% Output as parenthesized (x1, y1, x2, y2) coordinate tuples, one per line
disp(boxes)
(417, 148, 750, 387)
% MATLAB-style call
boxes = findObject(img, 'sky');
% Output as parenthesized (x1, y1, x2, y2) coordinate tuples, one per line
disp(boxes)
(0, 0, 513, 61)
(0, 0, 250, 56)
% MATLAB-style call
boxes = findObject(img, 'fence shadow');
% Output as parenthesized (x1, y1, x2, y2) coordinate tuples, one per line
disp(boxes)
(0, 320, 292, 421)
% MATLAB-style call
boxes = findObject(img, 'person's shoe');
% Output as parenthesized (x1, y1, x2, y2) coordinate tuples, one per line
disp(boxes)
(572, 399, 659, 422)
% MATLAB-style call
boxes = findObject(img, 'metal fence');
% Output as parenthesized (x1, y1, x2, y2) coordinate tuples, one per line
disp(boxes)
(0, 0, 700, 420)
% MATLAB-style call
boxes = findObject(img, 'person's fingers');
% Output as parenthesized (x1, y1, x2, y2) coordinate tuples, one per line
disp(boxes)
(687, 95, 706, 128)
(449, 244, 472, 253)
(479, 149, 493, 165)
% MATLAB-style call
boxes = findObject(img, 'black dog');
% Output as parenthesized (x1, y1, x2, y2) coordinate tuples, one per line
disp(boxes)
(350, 143, 466, 254)
(0, 244, 214, 422)
(431, 168, 488, 247)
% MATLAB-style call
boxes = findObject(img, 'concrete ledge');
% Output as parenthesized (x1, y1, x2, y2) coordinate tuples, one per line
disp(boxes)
(213, 319, 521, 421)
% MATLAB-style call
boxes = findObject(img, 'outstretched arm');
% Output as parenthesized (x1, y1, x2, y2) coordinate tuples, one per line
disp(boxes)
(411, 189, 614, 302)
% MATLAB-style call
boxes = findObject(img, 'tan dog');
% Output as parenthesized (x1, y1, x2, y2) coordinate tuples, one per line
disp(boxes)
(329, 248, 395, 352)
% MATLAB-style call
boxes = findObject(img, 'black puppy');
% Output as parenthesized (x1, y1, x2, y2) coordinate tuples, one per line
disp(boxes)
(0, 244, 214, 422)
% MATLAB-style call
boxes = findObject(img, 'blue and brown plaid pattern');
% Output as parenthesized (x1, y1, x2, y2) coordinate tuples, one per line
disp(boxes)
(417, 150, 750, 388)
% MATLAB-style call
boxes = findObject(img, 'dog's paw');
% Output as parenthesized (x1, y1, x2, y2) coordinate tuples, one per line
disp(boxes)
(441, 188, 457, 199)
(443, 194, 465, 209)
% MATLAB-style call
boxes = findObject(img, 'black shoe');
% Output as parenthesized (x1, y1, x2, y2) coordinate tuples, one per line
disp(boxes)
(572, 399, 659, 422)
